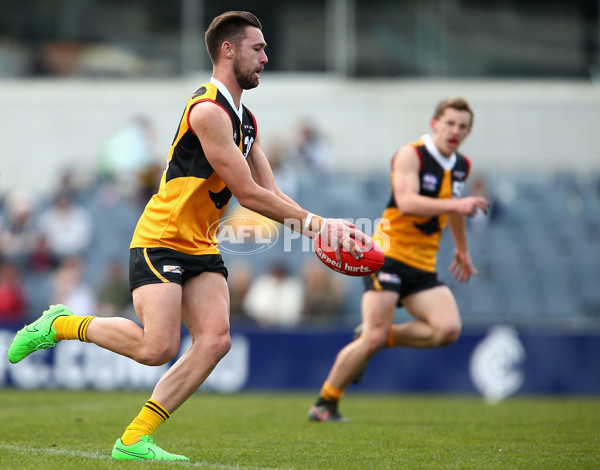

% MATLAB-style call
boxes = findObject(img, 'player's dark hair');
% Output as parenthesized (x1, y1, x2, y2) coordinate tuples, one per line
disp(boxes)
(205, 11, 262, 64)
(433, 96, 474, 128)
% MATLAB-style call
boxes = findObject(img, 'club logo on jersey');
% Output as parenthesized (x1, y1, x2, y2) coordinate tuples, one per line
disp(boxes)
(422, 173, 438, 192)
(233, 130, 237, 142)
(192, 86, 207, 99)
(209, 187, 233, 209)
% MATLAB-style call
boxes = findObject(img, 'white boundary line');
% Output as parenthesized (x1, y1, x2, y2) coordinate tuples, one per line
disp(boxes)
(0, 444, 291, 469)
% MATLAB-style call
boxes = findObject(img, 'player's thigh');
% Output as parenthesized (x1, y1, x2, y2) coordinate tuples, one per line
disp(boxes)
(181, 271, 230, 337)
(361, 290, 399, 334)
(402, 285, 460, 326)
(132, 282, 183, 340)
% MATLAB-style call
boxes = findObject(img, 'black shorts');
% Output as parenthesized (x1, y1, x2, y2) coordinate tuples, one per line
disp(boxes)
(129, 247, 228, 291)
(363, 257, 444, 307)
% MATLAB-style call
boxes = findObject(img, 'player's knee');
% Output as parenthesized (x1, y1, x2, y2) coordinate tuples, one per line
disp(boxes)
(435, 320, 461, 346)
(362, 330, 388, 356)
(198, 332, 231, 364)
(137, 340, 180, 366)
(212, 333, 231, 361)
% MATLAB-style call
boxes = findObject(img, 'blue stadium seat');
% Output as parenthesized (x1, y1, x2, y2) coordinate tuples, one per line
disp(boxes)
(463, 276, 505, 317)
(573, 259, 600, 316)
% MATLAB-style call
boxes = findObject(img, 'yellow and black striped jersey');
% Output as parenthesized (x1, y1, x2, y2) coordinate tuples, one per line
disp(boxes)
(130, 81, 257, 255)
(373, 135, 471, 272)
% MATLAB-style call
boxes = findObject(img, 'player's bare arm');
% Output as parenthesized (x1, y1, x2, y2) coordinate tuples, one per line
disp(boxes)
(447, 212, 477, 282)
(393, 145, 489, 217)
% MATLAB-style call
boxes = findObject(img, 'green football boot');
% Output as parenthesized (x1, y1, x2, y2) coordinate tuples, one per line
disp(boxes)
(112, 435, 189, 461)
(308, 403, 349, 423)
(7, 304, 73, 364)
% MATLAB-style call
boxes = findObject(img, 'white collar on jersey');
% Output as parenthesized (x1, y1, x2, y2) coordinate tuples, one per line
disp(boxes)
(421, 134, 456, 170)
(210, 77, 243, 122)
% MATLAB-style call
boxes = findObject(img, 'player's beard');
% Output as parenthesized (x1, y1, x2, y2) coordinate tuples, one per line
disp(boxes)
(233, 57, 259, 90)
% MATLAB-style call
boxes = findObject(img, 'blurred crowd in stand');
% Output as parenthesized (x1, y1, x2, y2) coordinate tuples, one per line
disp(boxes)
(2, 113, 600, 330)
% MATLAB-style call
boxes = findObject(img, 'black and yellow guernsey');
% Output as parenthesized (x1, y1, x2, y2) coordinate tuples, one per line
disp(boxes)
(131, 78, 257, 255)
(373, 134, 471, 273)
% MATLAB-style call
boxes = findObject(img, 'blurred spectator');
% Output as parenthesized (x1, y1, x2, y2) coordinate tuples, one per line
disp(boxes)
(467, 174, 502, 235)
(96, 259, 132, 318)
(37, 191, 93, 261)
(51, 256, 96, 316)
(38, 40, 82, 76)
(301, 259, 347, 324)
(0, 258, 27, 327)
(287, 120, 334, 174)
(54, 168, 89, 204)
(27, 234, 57, 274)
(98, 115, 159, 203)
(227, 261, 254, 320)
(243, 261, 304, 328)
(136, 162, 163, 206)
(0, 188, 39, 266)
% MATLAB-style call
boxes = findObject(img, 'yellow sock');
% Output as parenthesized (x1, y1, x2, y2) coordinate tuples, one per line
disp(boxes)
(121, 400, 170, 446)
(320, 381, 344, 403)
(385, 325, 397, 348)
(53, 315, 96, 342)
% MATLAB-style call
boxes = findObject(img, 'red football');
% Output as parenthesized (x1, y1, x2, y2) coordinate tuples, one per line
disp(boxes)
(313, 235, 384, 277)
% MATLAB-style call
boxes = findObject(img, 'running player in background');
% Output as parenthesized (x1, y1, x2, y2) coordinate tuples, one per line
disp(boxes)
(7, 11, 367, 460)
(309, 96, 490, 422)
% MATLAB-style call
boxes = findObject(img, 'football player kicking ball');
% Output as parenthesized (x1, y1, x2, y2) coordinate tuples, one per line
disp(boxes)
(309, 96, 490, 422)
(8, 11, 367, 461)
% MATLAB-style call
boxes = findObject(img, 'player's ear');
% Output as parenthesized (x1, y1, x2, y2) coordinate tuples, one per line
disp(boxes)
(429, 117, 437, 132)
(222, 41, 235, 59)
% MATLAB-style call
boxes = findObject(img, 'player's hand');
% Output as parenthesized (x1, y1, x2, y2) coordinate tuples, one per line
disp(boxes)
(449, 248, 477, 283)
(319, 218, 367, 262)
(454, 196, 490, 216)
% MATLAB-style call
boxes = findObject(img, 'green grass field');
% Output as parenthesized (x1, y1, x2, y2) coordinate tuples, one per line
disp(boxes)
(0, 389, 598, 469)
